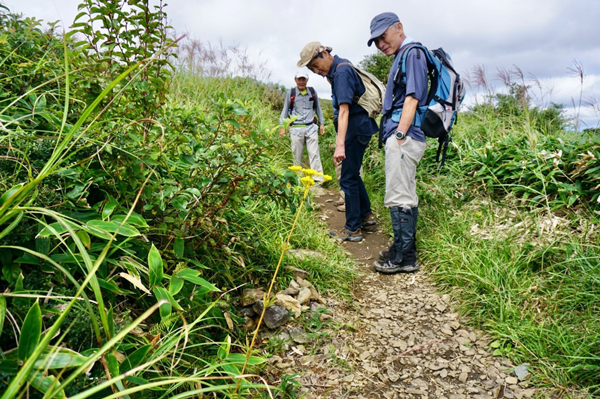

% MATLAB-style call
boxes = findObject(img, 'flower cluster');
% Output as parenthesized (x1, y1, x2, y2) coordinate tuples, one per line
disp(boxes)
(288, 166, 332, 191)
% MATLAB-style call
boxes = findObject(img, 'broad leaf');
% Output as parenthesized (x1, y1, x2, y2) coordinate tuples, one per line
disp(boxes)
(173, 238, 184, 259)
(169, 276, 184, 296)
(29, 374, 65, 398)
(148, 244, 163, 288)
(177, 269, 219, 292)
(87, 220, 140, 237)
(0, 359, 18, 375)
(33, 348, 88, 369)
(18, 301, 41, 361)
(120, 345, 151, 374)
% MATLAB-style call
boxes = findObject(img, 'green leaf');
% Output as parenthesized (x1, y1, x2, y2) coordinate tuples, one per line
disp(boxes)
(107, 307, 116, 338)
(0, 183, 24, 206)
(226, 353, 266, 365)
(76, 230, 91, 249)
(217, 335, 231, 360)
(0, 295, 6, 339)
(112, 213, 148, 227)
(169, 276, 184, 296)
(105, 352, 119, 377)
(152, 287, 172, 319)
(33, 348, 88, 369)
(120, 345, 151, 374)
(148, 244, 163, 288)
(0, 359, 18, 375)
(87, 220, 140, 237)
(177, 269, 220, 292)
(174, 238, 184, 259)
(98, 278, 130, 295)
(37, 220, 79, 237)
(29, 374, 65, 398)
(18, 301, 42, 361)
(102, 198, 118, 219)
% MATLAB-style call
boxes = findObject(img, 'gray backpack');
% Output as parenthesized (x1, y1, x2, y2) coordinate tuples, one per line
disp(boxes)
(336, 62, 386, 119)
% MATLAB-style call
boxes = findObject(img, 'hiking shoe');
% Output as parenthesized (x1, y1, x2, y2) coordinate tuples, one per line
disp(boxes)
(337, 204, 346, 212)
(373, 259, 420, 274)
(333, 199, 345, 206)
(329, 228, 362, 242)
(378, 249, 392, 261)
(360, 213, 377, 228)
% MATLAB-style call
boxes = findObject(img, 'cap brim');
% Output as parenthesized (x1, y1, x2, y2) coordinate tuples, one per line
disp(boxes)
(367, 26, 388, 47)
(297, 59, 309, 67)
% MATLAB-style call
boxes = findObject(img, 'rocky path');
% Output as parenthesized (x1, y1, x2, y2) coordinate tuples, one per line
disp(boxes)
(273, 190, 544, 399)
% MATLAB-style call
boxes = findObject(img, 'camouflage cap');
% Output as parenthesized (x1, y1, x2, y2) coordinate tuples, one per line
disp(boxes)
(297, 42, 332, 67)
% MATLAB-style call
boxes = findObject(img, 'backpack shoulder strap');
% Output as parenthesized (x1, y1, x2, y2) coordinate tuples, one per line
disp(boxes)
(394, 42, 427, 88)
(308, 86, 317, 110)
(289, 87, 297, 113)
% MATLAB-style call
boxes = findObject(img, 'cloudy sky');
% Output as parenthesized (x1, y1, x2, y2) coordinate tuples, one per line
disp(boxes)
(7, 0, 600, 129)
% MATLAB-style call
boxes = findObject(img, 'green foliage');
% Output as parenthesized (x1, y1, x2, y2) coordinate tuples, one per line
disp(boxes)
(358, 51, 393, 83)
(69, 0, 175, 123)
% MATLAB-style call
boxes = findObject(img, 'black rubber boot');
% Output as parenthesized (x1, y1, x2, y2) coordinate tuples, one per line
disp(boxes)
(400, 206, 418, 267)
(373, 207, 419, 274)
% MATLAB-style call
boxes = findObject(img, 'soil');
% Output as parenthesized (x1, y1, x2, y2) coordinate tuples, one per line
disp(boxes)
(266, 189, 554, 399)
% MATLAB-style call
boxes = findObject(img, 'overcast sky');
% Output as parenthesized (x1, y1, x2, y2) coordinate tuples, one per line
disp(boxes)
(7, 0, 600, 129)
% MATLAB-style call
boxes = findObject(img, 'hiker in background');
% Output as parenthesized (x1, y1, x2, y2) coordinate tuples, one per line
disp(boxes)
(369, 12, 427, 274)
(298, 42, 377, 242)
(280, 69, 326, 186)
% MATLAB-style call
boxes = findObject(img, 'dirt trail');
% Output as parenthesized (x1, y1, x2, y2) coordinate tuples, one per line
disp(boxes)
(281, 190, 544, 399)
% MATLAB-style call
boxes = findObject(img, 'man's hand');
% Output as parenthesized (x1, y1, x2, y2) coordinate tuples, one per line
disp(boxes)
(333, 144, 346, 164)
(280, 128, 285, 137)
(320, 124, 325, 135)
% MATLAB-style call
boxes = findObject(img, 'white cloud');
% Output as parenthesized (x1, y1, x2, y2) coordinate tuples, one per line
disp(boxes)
(6, 0, 600, 127)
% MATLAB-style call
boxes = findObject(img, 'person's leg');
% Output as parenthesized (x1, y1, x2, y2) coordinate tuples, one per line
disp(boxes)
(340, 135, 369, 233)
(289, 128, 306, 166)
(305, 126, 324, 184)
(375, 137, 425, 273)
(356, 135, 372, 222)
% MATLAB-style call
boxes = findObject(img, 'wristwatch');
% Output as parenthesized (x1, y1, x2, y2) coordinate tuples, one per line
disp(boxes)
(395, 130, 406, 140)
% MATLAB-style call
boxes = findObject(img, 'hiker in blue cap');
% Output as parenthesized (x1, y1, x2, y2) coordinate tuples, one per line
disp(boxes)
(368, 12, 428, 274)
(298, 42, 377, 242)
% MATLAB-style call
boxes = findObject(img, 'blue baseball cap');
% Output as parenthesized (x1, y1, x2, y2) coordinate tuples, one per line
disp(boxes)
(368, 12, 400, 47)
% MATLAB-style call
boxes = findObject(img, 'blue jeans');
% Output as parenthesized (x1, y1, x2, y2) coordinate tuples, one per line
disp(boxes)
(340, 135, 372, 232)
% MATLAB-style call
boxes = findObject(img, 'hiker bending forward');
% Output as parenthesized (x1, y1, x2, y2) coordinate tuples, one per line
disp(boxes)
(298, 42, 377, 242)
(369, 12, 427, 274)
(279, 69, 325, 184)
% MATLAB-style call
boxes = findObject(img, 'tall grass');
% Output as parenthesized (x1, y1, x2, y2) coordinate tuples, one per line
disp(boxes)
(411, 89, 600, 396)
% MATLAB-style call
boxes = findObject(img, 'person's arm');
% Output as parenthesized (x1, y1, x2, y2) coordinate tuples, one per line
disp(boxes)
(279, 91, 291, 136)
(333, 103, 349, 164)
(314, 94, 325, 135)
(397, 95, 418, 144)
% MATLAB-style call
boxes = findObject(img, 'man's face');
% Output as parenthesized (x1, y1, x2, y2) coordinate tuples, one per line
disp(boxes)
(374, 23, 403, 56)
(307, 55, 330, 77)
(295, 77, 308, 90)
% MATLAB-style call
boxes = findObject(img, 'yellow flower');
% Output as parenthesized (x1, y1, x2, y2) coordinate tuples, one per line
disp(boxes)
(322, 174, 333, 182)
(288, 166, 302, 172)
(300, 176, 315, 189)
(301, 168, 318, 177)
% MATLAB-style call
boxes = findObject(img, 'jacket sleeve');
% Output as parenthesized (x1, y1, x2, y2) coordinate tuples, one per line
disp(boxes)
(279, 90, 291, 125)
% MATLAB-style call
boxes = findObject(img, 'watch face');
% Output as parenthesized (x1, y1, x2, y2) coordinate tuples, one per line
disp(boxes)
(396, 131, 405, 140)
